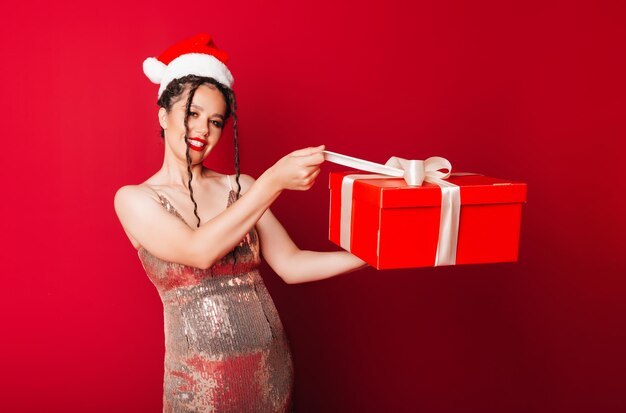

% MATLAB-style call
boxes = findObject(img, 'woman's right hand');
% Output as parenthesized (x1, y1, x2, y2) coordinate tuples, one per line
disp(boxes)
(264, 145, 326, 191)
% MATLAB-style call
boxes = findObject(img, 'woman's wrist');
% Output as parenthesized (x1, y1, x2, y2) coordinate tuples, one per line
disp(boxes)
(255, 168, 283, 198)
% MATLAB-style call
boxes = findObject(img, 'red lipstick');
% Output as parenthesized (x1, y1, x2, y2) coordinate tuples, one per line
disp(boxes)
(187, 137, 208, 152)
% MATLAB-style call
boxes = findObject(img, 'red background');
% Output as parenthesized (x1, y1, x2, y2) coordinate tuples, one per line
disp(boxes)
(2, 0, 625, 411)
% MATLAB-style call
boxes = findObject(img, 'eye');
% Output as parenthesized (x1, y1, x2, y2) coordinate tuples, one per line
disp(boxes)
(189, 111, 198, 117)
(211, 120, 224, 128)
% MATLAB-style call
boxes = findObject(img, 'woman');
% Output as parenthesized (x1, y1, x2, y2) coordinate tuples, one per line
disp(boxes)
(114, 34, 366, 412)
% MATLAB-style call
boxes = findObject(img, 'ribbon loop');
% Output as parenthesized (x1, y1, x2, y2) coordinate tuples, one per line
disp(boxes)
(383, 156, 452, 186)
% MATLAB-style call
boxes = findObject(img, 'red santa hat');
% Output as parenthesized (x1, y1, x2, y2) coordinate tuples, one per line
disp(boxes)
(143, 33, 234, 98)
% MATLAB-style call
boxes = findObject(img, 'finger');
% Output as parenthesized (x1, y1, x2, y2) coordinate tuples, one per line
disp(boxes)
(303, 167, 321, 183)
(301, 165, 320, 178)
(300, 152, 325, 167)
(291, 145, 325, 157)
(309, 168, 322, 180)
(304, 169, 322, 188)
(302, 166, 321, 178)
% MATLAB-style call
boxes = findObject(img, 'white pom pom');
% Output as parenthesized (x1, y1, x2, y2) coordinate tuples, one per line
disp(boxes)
(143, 57, 167, 84)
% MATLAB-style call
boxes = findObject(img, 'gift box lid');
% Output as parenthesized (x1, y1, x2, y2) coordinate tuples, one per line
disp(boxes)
(330, 171, 527, 208)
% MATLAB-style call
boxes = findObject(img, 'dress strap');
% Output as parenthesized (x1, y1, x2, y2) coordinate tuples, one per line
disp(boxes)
(226, 174, 233, 191)
(144, 184, 190, 227)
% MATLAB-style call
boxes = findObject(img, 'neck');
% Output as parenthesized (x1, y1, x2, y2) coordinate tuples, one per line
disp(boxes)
(157, 150, 205, 189)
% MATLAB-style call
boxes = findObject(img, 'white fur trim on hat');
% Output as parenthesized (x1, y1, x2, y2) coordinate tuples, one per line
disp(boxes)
(143, 57, 167, 84)
(156, 53, 234, 98)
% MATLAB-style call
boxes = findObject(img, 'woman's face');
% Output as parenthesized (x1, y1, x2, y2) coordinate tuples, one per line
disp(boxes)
(159, 83, 227, 163)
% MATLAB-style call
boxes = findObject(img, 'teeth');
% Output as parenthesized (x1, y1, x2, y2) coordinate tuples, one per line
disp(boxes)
(189, 140, 206, 148)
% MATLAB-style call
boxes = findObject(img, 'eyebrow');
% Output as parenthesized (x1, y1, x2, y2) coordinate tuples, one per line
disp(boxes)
(190, 104, 225, 119)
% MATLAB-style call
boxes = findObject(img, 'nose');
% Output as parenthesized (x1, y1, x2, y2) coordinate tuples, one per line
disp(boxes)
(194, 125, 209, 137)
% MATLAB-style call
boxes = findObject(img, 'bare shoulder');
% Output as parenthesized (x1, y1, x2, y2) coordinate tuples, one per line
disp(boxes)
(114, 184, 157, 213)
(114, 184, 144, 201)
(235, 173, 256, 193)
(114, 184, 162, 250)
(113, 184, 164, 233)
(223, 173, 256, 194)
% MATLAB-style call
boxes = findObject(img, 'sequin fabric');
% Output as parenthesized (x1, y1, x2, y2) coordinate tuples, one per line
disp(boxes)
(137, 190, 294, 412)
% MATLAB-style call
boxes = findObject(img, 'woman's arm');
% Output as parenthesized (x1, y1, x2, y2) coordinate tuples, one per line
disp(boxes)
(114, 146, 325, 269)
(255, 206, 368, 284)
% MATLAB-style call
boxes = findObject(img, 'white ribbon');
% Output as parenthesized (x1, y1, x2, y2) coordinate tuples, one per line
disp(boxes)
(324, 150, 461, 266)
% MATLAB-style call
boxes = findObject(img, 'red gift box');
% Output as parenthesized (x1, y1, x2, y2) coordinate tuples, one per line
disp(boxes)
(329, 171, 528, 269)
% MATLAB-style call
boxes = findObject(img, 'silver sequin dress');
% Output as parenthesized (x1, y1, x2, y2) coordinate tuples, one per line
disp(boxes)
(137, 187, 294, 412)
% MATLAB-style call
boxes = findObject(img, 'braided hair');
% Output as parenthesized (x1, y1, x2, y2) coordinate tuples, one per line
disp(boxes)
(157, 75, 241, 227)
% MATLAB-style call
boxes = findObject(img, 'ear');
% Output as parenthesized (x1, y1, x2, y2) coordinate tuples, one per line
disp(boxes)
(158, 107, 168, 130)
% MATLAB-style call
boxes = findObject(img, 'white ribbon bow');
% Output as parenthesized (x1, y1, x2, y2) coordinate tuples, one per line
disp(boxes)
(323, 151, 461, 266)
(385, 156, 452, 186)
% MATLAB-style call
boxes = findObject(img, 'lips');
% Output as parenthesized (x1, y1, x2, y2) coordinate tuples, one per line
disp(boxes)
(187, 137, 208, 152)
